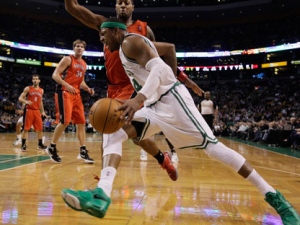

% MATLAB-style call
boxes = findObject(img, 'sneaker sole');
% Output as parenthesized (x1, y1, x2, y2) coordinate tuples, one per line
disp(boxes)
(84, 159, 94, 164)
(61, 191, 106, 218)
(61, 191, 82, 211)
(164, 152, 178, 181)
(77, 155, 94, 164)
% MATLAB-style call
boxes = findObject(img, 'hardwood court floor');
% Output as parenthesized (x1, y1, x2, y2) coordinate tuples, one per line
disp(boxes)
(0, 132, 299, 225)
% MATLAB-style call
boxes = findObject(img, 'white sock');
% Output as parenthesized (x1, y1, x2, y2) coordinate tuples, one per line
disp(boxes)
(246, 169, 276, 196)
(97, 167, 117, 197)
(17, 134, 21, 139)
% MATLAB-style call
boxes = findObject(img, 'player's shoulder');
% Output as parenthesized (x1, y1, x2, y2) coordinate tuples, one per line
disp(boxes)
(134, 19, 147, 25)
(24, 86, 31, 91)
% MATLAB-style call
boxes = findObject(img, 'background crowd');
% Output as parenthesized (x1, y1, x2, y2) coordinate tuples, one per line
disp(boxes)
(0, 6, 299, 150)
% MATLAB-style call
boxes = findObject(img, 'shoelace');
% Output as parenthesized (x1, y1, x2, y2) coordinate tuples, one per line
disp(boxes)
(93, 173, 100, 181)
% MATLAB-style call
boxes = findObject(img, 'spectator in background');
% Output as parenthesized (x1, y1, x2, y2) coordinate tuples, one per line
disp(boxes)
(199, 91, 218, 130)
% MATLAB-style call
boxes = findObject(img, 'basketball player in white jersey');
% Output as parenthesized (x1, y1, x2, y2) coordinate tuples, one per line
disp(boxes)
(61, 18, 300, 224)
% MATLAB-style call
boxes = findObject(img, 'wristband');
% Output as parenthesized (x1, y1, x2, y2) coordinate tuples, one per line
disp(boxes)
(177, 69, 188, 82)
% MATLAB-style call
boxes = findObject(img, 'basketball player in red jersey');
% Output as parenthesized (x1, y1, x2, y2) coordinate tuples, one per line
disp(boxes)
(18, 74, 47, 151)
(45, 39, 95, 163)
(64, 0, 203, 183)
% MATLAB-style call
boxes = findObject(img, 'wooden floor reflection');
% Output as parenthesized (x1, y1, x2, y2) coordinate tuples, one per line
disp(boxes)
(0, 132, 299, 225)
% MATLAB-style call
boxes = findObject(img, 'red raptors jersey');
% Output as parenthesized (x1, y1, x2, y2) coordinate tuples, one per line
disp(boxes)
(62, 55, 87, 93)
(104, 20, 147, 86)
(26, 86, 43, 110)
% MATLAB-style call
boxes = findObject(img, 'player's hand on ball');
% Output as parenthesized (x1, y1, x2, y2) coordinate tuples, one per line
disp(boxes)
(118, 94, 146, 124)
(118, 99, 139, 124)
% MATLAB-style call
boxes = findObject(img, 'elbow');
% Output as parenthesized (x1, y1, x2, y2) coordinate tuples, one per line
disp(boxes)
(65, 2, 76, 13)
(166, 43, 175, 53)
(64, 2, 70, 12)
(52, 74, 58, 81)
(65, 5, 73, 14)
(52, 72, 59, 79)
(170, 43, 175, 51)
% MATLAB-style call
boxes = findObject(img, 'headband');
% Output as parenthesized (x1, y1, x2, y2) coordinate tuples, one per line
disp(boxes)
(100, 21, 127, 30)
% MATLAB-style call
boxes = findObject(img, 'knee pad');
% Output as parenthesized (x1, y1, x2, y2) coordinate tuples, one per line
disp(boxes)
(102, 128, 128, 157)
(205, 142, 246, 172)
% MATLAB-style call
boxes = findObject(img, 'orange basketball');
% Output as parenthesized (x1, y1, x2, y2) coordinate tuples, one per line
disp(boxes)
(89, 98, 124, 134)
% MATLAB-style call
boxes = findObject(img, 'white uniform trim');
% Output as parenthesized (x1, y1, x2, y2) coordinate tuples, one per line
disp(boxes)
(17, 116, 23, 125)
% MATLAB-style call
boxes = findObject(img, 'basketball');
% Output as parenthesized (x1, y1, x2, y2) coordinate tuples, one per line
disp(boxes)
(89, 98, 124, 134)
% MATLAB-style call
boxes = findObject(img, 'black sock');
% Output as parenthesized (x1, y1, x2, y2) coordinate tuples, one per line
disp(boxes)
(165, 138, 175, 150)
(38, 139, 42, 146)
(154, 150, 164, 164)
(21, 139, 26, 146)
(171, 149, 176, 153)
(50, 143, 56, 148)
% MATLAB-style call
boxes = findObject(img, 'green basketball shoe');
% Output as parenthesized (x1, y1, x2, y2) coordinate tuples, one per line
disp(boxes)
(61, 187, 111, 218)
(265, 190, 300, 225)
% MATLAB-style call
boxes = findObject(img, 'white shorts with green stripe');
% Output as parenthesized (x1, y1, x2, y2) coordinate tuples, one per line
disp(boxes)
(133, 84, 218, 149)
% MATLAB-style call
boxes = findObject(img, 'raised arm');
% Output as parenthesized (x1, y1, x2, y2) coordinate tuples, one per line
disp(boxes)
(64, 0, 107, 31)
(153, 41, 204, 96)
(153, 42, 177, 75)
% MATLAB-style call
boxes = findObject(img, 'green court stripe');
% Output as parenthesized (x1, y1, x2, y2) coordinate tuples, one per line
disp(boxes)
(224, 137, 300, 158)
(0, 155, 49, 171)
(0, 155, 21, 161)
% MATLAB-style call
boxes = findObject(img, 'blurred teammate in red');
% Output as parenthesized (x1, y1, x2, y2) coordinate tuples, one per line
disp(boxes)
(18, 74, 47, 151)
(45, 39, 95, 163)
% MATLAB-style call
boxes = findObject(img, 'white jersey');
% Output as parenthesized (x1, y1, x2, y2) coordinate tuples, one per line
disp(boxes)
(201, 100, 216, 115)
(119, 33, 177, 106)
(117, 33, 218, 149)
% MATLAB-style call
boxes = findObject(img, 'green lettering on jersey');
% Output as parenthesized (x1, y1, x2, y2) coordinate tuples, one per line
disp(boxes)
(132, 78, 142, 92)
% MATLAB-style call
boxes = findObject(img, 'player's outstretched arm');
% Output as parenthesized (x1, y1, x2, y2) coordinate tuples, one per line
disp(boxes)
(177, 68, 204, 96)
(64, 0, 107, 31)
(184, 78, 204, 96)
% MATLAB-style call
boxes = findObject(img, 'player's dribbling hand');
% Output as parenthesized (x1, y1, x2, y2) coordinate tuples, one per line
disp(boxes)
(118, 99, 139, 124)
(118, 94, 146, 124)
